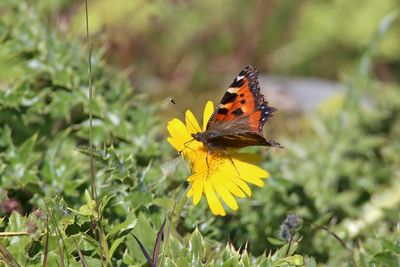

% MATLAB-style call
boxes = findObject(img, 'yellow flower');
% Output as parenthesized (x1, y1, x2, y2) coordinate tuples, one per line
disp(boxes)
(167, 101, 269, 216)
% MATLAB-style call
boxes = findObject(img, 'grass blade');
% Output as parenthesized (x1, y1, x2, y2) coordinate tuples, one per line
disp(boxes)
(42, 217, 49, 267)
(152, 218, 166, 266)
(0, 242, 20, 267)
(132, 234, 155, 267)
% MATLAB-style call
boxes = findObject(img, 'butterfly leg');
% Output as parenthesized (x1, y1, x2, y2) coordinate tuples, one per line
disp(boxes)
(265, 139, 284, 148)
(205, 150, 211, 177)
(221, 149, 241, 177)
(178, 139, 196, 155)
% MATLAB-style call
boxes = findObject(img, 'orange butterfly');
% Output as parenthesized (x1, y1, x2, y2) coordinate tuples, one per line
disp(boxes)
(192, 65, 282, 151)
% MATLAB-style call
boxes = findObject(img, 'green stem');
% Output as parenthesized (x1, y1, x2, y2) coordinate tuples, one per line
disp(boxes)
(171, 191, 189, 227)
(159, 190, 188, 266)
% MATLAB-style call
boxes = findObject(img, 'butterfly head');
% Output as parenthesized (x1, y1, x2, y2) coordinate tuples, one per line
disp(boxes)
(191, 131, 208, 143)
(191, 132, 200, 141)
(192, 131, 220, 150)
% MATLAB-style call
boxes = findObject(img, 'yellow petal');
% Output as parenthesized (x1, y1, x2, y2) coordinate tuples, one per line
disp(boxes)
(232, 152, 262, 164)
(167, 137, 183, 152)
(230, 176, 252, 197)
(167, 119, 192, 145)
(220, 160, 266, 187)
(191, 175, 205, 205)
(211, 178, 238, 211)
(204, 181, 226, 216)
(186, 188, 194, 197)
(217, 175, 246, 198)
(185, 110, 201, 134)
(217, 161, 253, 196)
(203, 101, 214, 130)
(239, 175, 264, 187)
(234, 160, 269, 179)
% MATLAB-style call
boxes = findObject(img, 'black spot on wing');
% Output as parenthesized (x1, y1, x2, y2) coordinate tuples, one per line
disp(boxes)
(220, 92, 237, 104)
(230, 78, 244, 88)
(240, 99, 246, 104)
(238, 66, 258, 93)
(232, 108, 243, 116)
(238, 66, 277, 131)
(217, 108, 229, 115)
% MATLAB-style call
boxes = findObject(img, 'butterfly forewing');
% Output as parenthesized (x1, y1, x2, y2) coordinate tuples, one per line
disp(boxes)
(207, 66, 275, 132)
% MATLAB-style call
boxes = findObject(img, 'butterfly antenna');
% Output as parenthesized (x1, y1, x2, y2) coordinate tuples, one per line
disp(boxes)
(169, 98, 202, 133)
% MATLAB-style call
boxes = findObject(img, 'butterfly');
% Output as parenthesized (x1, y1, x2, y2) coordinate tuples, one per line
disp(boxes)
(192, 65, 282, 151)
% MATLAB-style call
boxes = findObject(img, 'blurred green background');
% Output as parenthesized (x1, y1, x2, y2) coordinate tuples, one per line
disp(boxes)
(0, 0, 399, 266)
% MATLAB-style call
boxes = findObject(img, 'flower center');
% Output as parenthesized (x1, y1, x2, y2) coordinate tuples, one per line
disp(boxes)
(190, 150, 226, 179)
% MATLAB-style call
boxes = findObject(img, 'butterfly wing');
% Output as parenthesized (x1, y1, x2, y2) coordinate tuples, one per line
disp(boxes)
(207, 132, 283, 148)
(206, 65, 281, 148)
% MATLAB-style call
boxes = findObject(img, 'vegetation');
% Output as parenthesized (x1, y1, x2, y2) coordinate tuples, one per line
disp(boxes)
(0, 1, 399, 266)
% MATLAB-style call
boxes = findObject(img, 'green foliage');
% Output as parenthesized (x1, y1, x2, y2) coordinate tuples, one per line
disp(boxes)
(0, 1, 399, 267)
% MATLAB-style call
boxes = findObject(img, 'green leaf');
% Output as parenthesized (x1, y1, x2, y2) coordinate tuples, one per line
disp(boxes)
(303, 256, 317, 267)
(107, 214, 137, 238)
(76, 146, 109, 165)
(222, 256, 239, 267)
(167, 235, 184, 260)
(267, 237, 286, 246)
(65, 223, 80, 236)
(273, 240, 299, 259)
(84, 257, 103, 267)
(275, 255, 304, 266)
(189, 228, 204, 259)
(240, 250, 251, 267)
(127, 213, 156, 263)
(6, 211, 28, 232)
(99, 194, 116, 215)
(153, 197, 175, 210)
(381, 239, 400, 254)
(68, 190, 97, 217)
(123, 249, 135, 265)
(109, 236, 125, 259)
(164, 257, 178, 267)
(18, 133, 37, 161)
(4, 212, 35, 263)
(372, 251, 398, 267)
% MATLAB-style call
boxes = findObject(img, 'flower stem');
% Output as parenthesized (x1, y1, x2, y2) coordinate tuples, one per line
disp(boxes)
(285, 230, 294, 256)
(159, 190, 188, 267)
(171, 190, 189, 227)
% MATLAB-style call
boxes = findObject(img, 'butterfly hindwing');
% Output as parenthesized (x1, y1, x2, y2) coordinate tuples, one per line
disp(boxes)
(208, 132, 282, 148)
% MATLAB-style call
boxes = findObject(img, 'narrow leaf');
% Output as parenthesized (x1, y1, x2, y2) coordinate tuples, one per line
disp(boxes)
(109, 237, 125, 259)
(71, 237, 89, 267)
(0, 242, 21, 267)
(132, 235, 155, 267)
(42, 218, 49, 267)
(152, 218, 166, 266)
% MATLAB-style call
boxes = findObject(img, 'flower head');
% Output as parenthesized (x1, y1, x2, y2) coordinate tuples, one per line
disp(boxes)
(167, 101, 269, 216)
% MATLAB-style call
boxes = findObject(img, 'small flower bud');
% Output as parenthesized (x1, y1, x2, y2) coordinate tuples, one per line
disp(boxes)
(279, 225, 290, 241)
(283, 213, 299, 230)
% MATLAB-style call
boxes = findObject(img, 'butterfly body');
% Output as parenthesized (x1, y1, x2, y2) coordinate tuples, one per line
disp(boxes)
(193, 65, 282, 151)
